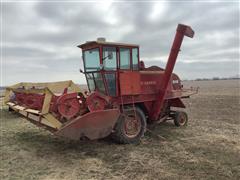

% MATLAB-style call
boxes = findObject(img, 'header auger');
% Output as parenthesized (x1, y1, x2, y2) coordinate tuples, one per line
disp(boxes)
(5, 24, 198, 144)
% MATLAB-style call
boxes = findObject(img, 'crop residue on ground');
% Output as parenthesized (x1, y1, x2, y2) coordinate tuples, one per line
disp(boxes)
(0, 80, 240, 180)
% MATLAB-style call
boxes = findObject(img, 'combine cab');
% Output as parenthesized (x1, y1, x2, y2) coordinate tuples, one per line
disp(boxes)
(5, 24, 198, 143)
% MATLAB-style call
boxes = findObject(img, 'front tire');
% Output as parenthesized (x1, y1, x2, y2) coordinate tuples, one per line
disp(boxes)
(112, 107, 146, 144)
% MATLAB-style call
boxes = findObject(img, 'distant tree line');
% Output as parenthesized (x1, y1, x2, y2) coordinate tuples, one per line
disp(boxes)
(195, 76, 240, 81)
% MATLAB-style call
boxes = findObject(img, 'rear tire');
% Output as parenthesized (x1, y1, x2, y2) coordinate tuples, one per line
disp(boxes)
(112, 107, 146, 144)
(174, 111, 188, 127)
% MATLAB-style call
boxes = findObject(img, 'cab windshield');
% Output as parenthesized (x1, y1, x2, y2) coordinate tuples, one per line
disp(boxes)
(83, 48, 100, 72)
(83, 47, 117, 96)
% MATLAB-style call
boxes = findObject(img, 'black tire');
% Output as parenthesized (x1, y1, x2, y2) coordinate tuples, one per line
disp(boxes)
(174, 111, 188, 127)
(112, 107, 147, 144)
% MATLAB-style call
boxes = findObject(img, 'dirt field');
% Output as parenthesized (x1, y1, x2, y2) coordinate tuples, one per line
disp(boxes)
(0, 80, 239, 180)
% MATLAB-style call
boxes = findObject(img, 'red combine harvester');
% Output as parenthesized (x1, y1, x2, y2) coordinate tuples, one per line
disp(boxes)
(5, 24, 197, 143)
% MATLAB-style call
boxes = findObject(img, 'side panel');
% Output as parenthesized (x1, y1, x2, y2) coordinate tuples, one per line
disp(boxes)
(119, 71, 141, 95)
(139, 71, 172, 95)
(119, 70, 173, 96)
(117, 70, 181, 102)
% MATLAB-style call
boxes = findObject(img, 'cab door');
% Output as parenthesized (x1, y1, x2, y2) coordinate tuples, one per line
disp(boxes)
(118, 47, 140, 95)
(102, 46, 117, 96)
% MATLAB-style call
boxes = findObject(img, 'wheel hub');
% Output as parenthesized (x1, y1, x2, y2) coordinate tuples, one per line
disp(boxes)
(179, 113, 186, 125)
(123, 114, 141, 138)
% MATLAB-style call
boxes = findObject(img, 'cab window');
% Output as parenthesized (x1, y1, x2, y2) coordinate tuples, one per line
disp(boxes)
(105, 73, 116, 96)
(120, 48, 130, 69)
(132, 48, 139, 70)
(93, 72, 105, 94)
(83, 48, 100, 72)
(103, 47, 117, 70)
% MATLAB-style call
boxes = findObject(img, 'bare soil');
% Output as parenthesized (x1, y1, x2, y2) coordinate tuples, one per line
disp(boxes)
(0, 80, 239, 180)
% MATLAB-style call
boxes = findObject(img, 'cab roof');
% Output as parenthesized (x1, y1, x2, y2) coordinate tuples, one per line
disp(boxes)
(77, 40, 139, 49)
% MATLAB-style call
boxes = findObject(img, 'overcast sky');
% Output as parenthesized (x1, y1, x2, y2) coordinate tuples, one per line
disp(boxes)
(1, 0, 239, 86)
